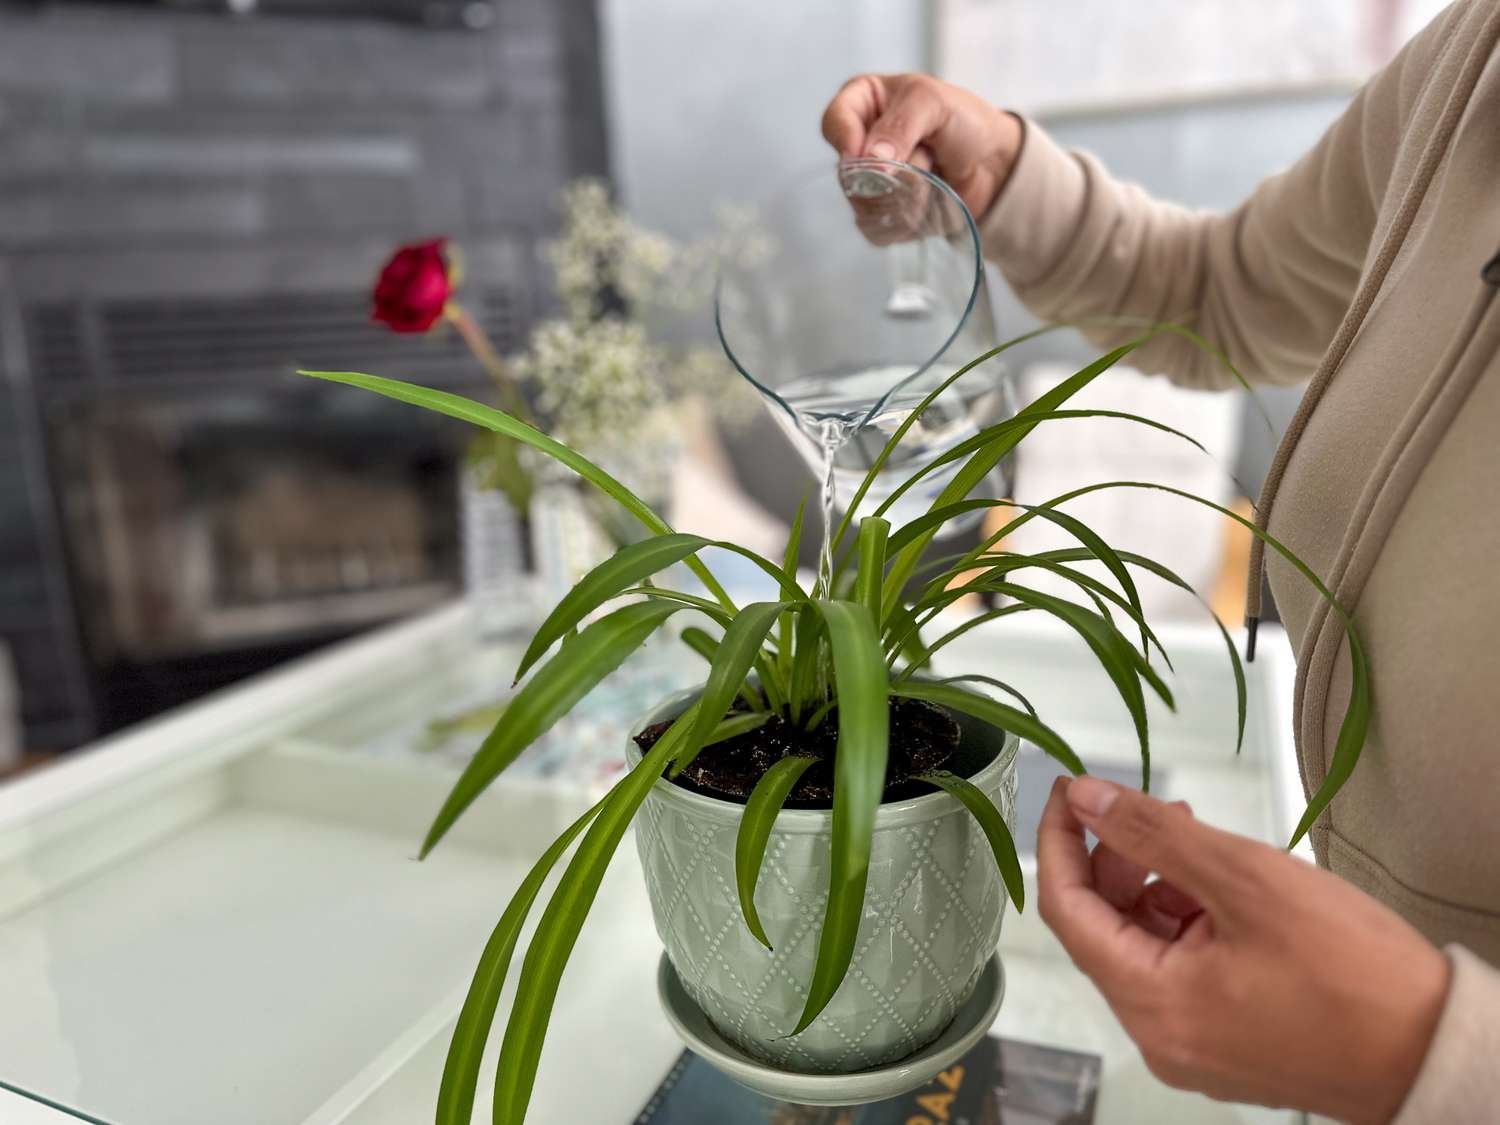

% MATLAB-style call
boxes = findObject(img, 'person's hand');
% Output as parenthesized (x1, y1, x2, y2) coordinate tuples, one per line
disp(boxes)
(821, 74, 1023, 220)
(1037, 776, 1450, 1123)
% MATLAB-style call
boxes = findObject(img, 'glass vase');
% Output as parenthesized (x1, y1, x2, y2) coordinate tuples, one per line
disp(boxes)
(459, 462, 533, 641)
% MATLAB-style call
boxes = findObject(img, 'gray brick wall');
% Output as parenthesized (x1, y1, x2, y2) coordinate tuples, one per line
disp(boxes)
(0, 0, 608, 748)
(0, 1, 602, 254)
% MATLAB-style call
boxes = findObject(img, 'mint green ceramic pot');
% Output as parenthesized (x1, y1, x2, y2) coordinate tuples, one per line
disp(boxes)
(628, 689, 1019, 1074)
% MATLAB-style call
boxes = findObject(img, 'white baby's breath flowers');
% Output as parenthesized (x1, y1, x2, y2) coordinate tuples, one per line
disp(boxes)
(519, 318, 670, 455)
(519, 178, 756, 503)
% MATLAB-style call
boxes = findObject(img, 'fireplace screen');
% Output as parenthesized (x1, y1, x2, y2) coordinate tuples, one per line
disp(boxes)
(48, 387, 462, 665)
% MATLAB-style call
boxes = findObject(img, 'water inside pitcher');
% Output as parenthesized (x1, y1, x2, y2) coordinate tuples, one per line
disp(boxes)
(715, 157, 1015, 542)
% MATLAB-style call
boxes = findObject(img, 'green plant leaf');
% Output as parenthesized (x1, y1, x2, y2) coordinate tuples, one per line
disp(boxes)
(882, 546, 1164, 678)
(621, 586, 734, 626)
(794, 601, 889, 1035)
(679, 626, 765, 711)
(893, 603, 1030, 675)
(853, 311, 1268, 550)
(1001, 504, 1150, 658)
(702, 539, 809, 603)
(915, 770, 1024, 911)
(632, 586, 786, 705)
(789, 604, 825, 724)
(879, 338, 1147, 601)
(933, 674, 1038, 717)
(296, 369, 738, 614)
(985, 581, 1167, 791)
(703, 710, 773, 747)
(982, 579, 1171, 708)
(492, 702, 699, 1125)
(997, 479, 1370, 839)
(892, 679, 1085, 778)
(735, 754, 819, 949)
(1040, 547, 1246, 754)
(883, 602, 931, 674)
(831, 321, 1073, 557)
(515, 534, 710, 682)
(895, 551, 1172, 674)
(1290, 628, 1370, 847)
(854, 516, 890, 627)
(873, 406, 1210, 530)
(679, 625, 719, 663)
(899, 563, 1172, 694)
(1157, 322, 1273, 433)
(673, 601, 790, 776)
(886, 499, 1153, 661)
(782, 493, 809, 577)
(435, 800, 602, 1125)
(466, 429, 533, 514)
(420, 600, 680, 858)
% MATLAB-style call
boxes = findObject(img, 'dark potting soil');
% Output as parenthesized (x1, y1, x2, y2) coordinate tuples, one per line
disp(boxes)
(634, 698, 993, 809)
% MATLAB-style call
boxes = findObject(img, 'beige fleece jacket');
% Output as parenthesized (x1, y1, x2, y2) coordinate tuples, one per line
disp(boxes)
(979, 2, 1500, 1121)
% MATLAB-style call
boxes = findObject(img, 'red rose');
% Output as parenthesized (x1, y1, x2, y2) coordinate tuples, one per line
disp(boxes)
(372, 238, 452, 333)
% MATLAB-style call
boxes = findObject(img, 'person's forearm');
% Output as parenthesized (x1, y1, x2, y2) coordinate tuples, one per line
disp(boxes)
(977, 118, 1286, 390)
(977, 0, 1464, 390)
(1389, 947, 1500, 1124)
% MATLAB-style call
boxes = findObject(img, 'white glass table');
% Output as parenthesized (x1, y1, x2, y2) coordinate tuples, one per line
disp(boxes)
(0, 601, 1308, 1124)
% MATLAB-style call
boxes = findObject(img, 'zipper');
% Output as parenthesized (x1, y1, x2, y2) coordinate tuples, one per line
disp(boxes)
(1247, 248, 1500, 669)
(1239, 9, 1500, 662)
(1481, 248, 1500, 286)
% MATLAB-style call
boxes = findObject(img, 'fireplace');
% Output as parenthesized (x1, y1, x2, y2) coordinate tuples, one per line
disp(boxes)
(31, 284, 521, 732)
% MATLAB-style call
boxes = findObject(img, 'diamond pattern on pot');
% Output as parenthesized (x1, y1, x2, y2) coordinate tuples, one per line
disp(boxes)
(632, 742, 1015, 1075)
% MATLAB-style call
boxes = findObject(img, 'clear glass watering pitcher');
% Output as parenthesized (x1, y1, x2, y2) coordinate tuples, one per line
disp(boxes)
(715, 157, 1014, 534)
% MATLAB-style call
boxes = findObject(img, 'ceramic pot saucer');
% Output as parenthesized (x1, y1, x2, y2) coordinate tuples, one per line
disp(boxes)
(656, 951, 1005, 1107)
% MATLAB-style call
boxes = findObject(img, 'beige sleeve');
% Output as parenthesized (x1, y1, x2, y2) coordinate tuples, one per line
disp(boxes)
(1390, 945, 1500, 1124)
(976, 2, 1466, 389)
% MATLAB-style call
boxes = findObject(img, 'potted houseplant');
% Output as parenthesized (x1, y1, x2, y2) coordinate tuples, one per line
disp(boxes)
(299, 323, 1369, 1125)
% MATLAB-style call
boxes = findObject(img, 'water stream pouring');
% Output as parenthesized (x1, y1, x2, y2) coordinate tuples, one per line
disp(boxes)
(716, 157, 1016, 592)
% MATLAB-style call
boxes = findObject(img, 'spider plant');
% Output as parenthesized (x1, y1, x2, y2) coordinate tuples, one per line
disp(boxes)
(299, 324, 1369, 1125)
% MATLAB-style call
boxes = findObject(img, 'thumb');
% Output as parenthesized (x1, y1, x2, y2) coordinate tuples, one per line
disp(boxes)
(862, 79, 946, 163)
(1065, 777, 1259, 917)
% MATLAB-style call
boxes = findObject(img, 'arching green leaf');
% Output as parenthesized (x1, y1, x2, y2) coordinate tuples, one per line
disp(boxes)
(492, 703, 699, 1125)
(854, 516, 890, 628)
(1040, 546, 1246, 754)
(933, 674, 1037, 717)
(673, 601, 790, 776)
(794, 601, 889, 1034)
(516, 534, 710, 682)
(735, 754, 819, 949)
(435, 800, 602, 1125)
(994, 479, 1369, 841)
(916, 770, 1024, 910)
(985, 581, 1167, 791)
(420, 600, 681, 857)
(892, 680, 1084, 778)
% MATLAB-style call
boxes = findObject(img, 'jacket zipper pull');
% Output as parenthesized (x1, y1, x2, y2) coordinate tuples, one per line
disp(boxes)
(1481, 248, 1500, 285)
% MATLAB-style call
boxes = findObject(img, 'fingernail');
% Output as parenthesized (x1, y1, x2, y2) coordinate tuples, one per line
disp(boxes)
(868, 141, 896, 160)
(1067, 777, 1118, 819)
